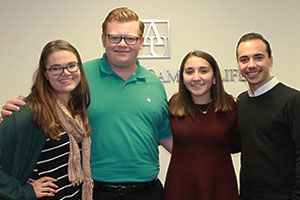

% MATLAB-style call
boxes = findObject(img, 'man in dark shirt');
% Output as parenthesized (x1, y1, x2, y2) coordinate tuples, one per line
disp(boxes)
(236, 32, 300, 200)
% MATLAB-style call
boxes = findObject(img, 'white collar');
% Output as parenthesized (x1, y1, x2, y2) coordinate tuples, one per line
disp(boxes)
(248, 76, 279, 97)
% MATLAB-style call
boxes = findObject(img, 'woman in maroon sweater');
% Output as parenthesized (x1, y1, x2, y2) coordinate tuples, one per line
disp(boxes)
(164, 50, 241, 200)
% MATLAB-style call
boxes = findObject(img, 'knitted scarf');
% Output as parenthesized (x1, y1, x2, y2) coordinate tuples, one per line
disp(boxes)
(55, 99, 93, 200)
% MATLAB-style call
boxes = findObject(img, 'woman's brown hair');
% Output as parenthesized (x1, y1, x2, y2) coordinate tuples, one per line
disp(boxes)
(25, 39, 91, 140)
(169, 50, 233, 117)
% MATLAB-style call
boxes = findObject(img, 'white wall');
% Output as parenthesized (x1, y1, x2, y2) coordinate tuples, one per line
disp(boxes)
(1, 0, 300, 184)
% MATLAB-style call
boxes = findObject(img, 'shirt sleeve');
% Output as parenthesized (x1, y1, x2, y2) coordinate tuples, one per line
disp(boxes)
(157, 86, 172, 140)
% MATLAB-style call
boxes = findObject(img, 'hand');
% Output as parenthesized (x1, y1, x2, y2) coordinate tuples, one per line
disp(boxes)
(28, 176, 58, 198)
(0, 97, 26, 122)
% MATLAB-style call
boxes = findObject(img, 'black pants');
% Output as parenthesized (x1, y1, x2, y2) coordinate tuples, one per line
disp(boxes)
(93, 179, 164, 200)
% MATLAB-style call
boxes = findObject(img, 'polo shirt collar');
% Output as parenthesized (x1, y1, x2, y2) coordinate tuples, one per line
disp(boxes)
(99, 53, 146, 80)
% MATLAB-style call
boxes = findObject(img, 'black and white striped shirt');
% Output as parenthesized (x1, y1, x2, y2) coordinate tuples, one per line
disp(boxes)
(29, 133, 81, 200)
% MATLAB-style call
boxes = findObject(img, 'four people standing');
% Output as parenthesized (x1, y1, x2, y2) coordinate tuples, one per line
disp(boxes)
(0, 6, 299, 200)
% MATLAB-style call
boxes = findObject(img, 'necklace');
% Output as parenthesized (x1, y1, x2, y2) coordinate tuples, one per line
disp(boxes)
(194, 102, 211, 114)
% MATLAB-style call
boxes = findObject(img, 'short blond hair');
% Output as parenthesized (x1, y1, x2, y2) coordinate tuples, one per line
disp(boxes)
(102, 7, 144, 37)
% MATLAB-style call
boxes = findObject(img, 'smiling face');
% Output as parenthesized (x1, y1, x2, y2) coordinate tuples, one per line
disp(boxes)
(183, 56, 215, 104)
(44, 50, 81, 103)
(237, 39, 273, 93)
(102, 20, 144, 71)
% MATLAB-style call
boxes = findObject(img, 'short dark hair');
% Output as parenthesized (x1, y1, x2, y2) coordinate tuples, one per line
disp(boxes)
(236, 32, 272, 59)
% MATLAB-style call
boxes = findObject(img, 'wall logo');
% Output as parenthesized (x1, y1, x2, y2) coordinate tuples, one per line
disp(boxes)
(149, 68, 246, 83)
(222, 68, 245, 82)
(139, 20, 170, 59)
(149, 68, 178, 83)
(139, 19, 244, 83)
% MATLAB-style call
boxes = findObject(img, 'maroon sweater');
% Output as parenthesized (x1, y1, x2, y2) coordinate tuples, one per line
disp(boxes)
(165, 96, 240, 200)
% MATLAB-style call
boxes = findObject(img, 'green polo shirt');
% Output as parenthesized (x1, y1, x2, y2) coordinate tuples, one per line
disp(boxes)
(83, 53, 172, 183)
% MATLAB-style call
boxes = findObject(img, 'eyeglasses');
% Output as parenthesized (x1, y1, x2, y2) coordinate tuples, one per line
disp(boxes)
(107, 34, 140, 45)
(46, 62, 79, 76)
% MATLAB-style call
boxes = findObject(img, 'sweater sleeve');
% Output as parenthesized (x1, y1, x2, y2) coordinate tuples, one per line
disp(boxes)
(287, 93, 300, 199)
(0, 106, 46, 200)
(0, 157, 36, 200)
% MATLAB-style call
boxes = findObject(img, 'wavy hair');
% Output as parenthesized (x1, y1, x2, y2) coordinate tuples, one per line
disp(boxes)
(25, 39, 91, 140)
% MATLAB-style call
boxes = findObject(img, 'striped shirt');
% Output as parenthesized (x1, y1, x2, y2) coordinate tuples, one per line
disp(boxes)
(29, 133, 81, 200)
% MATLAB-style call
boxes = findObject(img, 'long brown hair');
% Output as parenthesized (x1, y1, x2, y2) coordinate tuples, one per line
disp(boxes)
(169, 50, 232, 117)
(25, 39, 91, 140)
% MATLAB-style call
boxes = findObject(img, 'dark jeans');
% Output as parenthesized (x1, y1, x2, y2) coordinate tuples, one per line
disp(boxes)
(93, 179, 164, 200)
